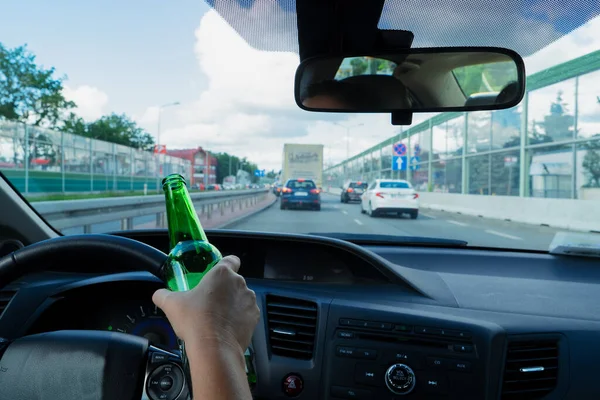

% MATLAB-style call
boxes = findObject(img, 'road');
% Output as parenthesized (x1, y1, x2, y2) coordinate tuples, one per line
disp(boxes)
(227, 194, 569, 251)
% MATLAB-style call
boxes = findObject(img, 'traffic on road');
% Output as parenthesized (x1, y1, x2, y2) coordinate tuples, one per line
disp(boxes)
(230, 192, 566, 251)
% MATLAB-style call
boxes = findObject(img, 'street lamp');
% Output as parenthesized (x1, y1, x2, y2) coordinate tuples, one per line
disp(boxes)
(335, 122, 364, 160)
(155, 101, 179, 191)
(156, 101, 180, 148)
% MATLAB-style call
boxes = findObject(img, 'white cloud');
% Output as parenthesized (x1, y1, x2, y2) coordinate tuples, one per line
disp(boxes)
(62, 85, 109, 121)
(156, 5, 600, 172)
(524, 14, 600, 74)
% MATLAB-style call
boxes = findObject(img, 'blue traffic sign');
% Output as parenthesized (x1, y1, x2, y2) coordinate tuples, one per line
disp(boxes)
(409, 156, 420, 170)
(392, 156, 407, 171)
(254, 169, 265, 177)
(393, 143, 407, 156)
(413, 144, 421, 156)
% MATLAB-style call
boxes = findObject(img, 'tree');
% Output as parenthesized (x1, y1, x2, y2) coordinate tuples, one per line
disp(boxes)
(0, 43, 75, 127)
(583, 136, 600, 187)
(213, 152, 259, 184)
(60, 113, 155, 151)
(350, 58, 367, 76)
(539, 91, 575, 141)
(453, 64, 484, 97)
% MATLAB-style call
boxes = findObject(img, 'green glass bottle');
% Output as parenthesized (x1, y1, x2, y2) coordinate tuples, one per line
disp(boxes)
(162, 173, 222, 291)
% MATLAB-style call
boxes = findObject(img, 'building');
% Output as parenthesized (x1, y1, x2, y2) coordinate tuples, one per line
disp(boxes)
(166, 147, 218, 186)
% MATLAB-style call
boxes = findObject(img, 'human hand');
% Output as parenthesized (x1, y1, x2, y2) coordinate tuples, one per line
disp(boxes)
(152, 255, 260, 353)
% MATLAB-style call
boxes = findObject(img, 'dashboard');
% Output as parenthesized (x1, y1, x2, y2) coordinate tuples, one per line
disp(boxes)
(2, 229, 600, 399)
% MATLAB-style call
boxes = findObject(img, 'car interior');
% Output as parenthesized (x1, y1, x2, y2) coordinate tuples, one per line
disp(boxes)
(1, 1, 600, 400)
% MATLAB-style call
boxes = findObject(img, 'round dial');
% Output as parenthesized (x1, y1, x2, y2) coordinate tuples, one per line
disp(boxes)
(107, 303, 177, 350)
(385, 363, 416, 395)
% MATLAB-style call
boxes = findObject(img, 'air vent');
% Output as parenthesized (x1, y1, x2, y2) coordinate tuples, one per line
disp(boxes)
(502, 339, 559, 399)
(0, 289, 17, 317)
(266, 295, 317, 360)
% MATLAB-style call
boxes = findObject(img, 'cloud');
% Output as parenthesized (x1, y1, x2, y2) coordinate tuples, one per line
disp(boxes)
(524, 14, 600, 74)
(156, 4, 600, 172)
(62, 85, 109, 121)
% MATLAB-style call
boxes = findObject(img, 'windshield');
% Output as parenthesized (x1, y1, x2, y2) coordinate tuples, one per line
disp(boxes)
(453, 61, 519, 97)
(1, 1, 599, 251)
(380, 182, 411, 189)
(287, 180, 316, 189)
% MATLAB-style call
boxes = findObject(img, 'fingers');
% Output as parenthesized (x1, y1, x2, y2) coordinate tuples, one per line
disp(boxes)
(217, 255, 241, 273)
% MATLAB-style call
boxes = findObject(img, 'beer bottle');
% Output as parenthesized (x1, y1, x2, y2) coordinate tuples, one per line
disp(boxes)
(162, 173, 222, 291)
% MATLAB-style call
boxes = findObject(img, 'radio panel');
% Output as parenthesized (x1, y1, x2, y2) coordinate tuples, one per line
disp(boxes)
(327, 318, 483, 399)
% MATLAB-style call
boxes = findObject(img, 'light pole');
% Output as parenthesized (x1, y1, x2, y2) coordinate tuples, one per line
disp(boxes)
(156, 101, 180, 149)
(335, 122, 364, 160)
(155, 101, 179, 191)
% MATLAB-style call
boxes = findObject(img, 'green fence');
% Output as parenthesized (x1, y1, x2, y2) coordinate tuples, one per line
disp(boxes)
(0, 122, 191, 194)
(325, 50, 600, 200)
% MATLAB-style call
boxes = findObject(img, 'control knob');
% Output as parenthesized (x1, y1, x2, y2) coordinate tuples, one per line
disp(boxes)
(385, 363, 416, 395)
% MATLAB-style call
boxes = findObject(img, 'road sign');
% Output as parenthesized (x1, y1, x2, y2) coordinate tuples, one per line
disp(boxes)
(392, 156, 407, 171)
(413, 144, 421, 156)
(393, 143, 407, 156)
(410, 156, 420, 171)
(254, 169, 265, 177)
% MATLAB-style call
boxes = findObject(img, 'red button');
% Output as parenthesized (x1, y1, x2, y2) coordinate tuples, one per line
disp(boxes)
(283, 374, 304, 397)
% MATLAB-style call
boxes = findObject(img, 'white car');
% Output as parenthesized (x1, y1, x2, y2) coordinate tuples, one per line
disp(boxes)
(360, 179, 419, 219)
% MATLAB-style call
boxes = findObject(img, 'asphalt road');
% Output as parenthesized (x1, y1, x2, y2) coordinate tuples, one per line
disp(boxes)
(227, 194, 571, 251)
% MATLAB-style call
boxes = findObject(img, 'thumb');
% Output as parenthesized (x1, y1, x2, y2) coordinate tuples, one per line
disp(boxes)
(152, 288, 176, 313)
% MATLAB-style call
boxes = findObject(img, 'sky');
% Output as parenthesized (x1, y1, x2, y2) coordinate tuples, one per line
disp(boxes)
(1, 0, 599, 171)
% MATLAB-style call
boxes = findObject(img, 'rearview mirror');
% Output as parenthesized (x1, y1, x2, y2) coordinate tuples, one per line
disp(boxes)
(295, 47, 525, 114)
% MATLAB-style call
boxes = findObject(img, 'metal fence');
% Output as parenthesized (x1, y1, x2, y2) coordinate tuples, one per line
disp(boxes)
(325, 50, 600, 201)
(34, 189, 270, 234)
(0, 122, 191, 194)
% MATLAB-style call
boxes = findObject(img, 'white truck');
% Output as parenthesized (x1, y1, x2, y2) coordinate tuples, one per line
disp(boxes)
(281, 144, 324, 188)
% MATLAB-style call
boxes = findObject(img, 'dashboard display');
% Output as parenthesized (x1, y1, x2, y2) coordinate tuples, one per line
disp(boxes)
(106, 301, 177, 350)
(264, 244, 355, 283)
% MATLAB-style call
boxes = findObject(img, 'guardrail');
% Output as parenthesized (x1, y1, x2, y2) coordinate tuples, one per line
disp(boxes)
(34, 189, 270, 232)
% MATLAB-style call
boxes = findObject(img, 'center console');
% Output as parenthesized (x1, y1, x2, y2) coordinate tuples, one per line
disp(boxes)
(323, 303, 498, 399)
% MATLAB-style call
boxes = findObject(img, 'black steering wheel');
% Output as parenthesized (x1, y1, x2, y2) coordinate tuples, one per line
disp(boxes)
(0, 234, 192, 400)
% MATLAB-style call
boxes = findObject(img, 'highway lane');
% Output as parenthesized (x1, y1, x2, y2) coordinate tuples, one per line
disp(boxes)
(227, 194, 570, 251)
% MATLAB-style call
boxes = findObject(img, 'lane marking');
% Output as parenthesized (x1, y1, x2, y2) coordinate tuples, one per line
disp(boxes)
(447, 220, 468, 227)
(485, 229, 522, 241)
(342, 210, 348, 215)
(354, 219, 363, 226)
(421, 213, 436, 219)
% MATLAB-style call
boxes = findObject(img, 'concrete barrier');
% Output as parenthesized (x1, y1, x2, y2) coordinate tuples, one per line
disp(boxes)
(324, 186, 598, 232)
(418, 192, 600, 233)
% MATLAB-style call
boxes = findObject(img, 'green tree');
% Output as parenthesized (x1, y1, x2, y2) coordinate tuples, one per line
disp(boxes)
(213, 152, 259, 184)
(0, 43, 75, 127)
(350, 58, 367, 76)
(539, 91, 575, 141)
(60, 113, 155, 151)
(453, 64, 484, 96)
(582, 136, 600, 187)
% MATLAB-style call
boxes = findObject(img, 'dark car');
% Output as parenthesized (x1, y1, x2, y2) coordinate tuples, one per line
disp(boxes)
(340, 181, 368, 203)
(280, 178, 321, 211)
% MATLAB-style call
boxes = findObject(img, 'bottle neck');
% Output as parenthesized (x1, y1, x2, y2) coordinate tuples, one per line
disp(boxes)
(163, 176, 207, 249)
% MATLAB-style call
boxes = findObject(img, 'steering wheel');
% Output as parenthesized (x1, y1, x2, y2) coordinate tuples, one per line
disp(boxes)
(0, 234, 193, 400)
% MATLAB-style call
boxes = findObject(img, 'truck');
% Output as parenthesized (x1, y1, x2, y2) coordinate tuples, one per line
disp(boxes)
(281, 144, 324, 188)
